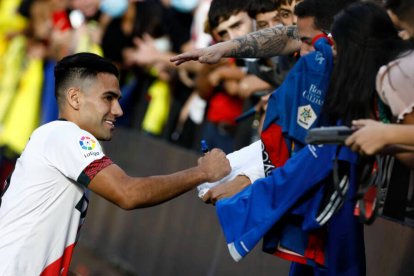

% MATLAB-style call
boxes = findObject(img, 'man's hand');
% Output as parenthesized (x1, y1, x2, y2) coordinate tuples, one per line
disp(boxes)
(170, 43, 227, 66)
(171, 25, 301, 66)
(124, 34, 161, 66)
(345, 119, 389, 155)
(203, 175, 251, 204)
(197, 148, 231, 182)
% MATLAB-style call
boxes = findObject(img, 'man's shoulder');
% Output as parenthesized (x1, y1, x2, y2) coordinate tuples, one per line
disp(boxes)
(31, 120, 92, 146)
(34, 120, 78, 136)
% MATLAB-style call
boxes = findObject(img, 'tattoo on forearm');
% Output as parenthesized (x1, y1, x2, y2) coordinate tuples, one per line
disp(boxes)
(227, 25, 299, 58)
(286, 25, 299, 39)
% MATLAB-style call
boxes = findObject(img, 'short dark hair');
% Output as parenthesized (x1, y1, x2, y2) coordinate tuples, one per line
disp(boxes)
(247, 0, 280, 19)
(208, 0, 251, 30)
(54, 52, 119, 105)
(294, 0, 359, 32)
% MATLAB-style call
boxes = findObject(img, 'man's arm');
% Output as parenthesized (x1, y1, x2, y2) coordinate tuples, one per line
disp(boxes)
(88, 149, 230, 209)
(202, 175, 251, 205)
(170, 25, 300, 66)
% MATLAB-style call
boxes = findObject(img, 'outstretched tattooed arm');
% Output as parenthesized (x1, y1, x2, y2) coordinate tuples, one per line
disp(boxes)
(228, 25, 300, 58)
(170, 25, 300, 65)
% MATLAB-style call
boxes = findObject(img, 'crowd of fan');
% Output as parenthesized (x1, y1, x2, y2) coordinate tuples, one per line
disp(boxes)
(1, 0, 414, 274)
(0, 0, 298, 181)
(0, 0, 413, 180)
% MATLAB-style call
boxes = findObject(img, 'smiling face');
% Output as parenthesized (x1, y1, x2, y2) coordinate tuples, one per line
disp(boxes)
(76, 73, 123, 140)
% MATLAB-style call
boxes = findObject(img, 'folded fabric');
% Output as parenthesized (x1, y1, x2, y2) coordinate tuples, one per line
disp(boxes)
(197, 139, 264, 198)
(263, 37, 333, 145)
(198, 37, 333, 198)
(216, 144, 358, 262)
(258, 36, 335, 266)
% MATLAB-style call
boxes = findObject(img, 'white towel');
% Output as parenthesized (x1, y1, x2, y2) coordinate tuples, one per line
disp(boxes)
(197, 140, 265, 198)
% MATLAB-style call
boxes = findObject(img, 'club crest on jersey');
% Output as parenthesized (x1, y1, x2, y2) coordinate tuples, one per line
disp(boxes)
(79, 136, 100, 158)
(297, 105, 317, 130)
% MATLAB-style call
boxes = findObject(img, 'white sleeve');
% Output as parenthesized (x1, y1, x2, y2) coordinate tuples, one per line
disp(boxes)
(45, 127, 107, 184)
(197, 140, 265, 198)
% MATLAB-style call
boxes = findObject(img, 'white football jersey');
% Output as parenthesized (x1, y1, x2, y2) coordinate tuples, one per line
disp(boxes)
(0, 120, 113, 275)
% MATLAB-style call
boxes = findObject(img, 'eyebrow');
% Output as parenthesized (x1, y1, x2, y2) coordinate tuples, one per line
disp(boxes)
(279, 9, 292, 13)
(103, 91, 122, 100)
(228, 20, 242, 29)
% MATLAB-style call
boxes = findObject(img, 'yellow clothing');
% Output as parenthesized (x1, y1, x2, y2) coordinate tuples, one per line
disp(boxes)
(142, 80, 171, 135)
(0, 35, 26, 123)
(0, 58, 44, 154)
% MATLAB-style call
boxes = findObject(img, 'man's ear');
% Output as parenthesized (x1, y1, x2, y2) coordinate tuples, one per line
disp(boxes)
(66, 87, 81, 110)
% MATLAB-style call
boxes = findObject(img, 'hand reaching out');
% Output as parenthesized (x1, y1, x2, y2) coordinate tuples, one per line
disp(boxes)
(345, 119, 389, 155)
(123, 34, 164, 67)
(197, 148, 231, 183)
(170, 43, 227, 66)
(202, 175, 251, 205)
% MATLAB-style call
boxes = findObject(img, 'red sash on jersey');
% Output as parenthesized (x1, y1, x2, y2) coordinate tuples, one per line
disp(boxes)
(40, 244, 75, 276)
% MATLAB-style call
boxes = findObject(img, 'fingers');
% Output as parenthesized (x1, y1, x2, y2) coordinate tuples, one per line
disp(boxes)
(351, 119, 375, 129)
(201, 190, 216, 205)
(142, 33, 154, 43)
(170, 50, 213, 66)
(198, 56, 211, 64)
(169, 55, 181, 62)
(345, 131, 360, 151)
(344, 134, 355, 147)
(350, 143, 361, 153)
(208, 73, 220, 86)
(171, 57, 190, 66)
(202, 190, 212, 203)
(345, 133, 376, 155)
(174, 60, 185, 66)
(133, 36, 143, 47)
(208, 147, 226, 155)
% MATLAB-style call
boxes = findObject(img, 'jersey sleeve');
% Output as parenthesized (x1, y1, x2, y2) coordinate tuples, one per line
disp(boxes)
(45, 125, 113, 187)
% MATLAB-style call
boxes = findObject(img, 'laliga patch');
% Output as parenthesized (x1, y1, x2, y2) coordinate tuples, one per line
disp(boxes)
(78, 135, 100, 158)
(297, 105, 317, 130)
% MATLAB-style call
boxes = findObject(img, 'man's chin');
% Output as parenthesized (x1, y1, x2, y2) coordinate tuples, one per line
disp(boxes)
(97, 136, 112, 141)
(96, 132, 113, 141)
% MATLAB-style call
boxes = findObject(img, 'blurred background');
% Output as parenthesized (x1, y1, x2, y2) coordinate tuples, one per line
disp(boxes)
(0, 1, 413, 275)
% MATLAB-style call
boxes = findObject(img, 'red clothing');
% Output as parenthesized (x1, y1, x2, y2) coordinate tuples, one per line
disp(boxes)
(206, 91, 243, 125)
